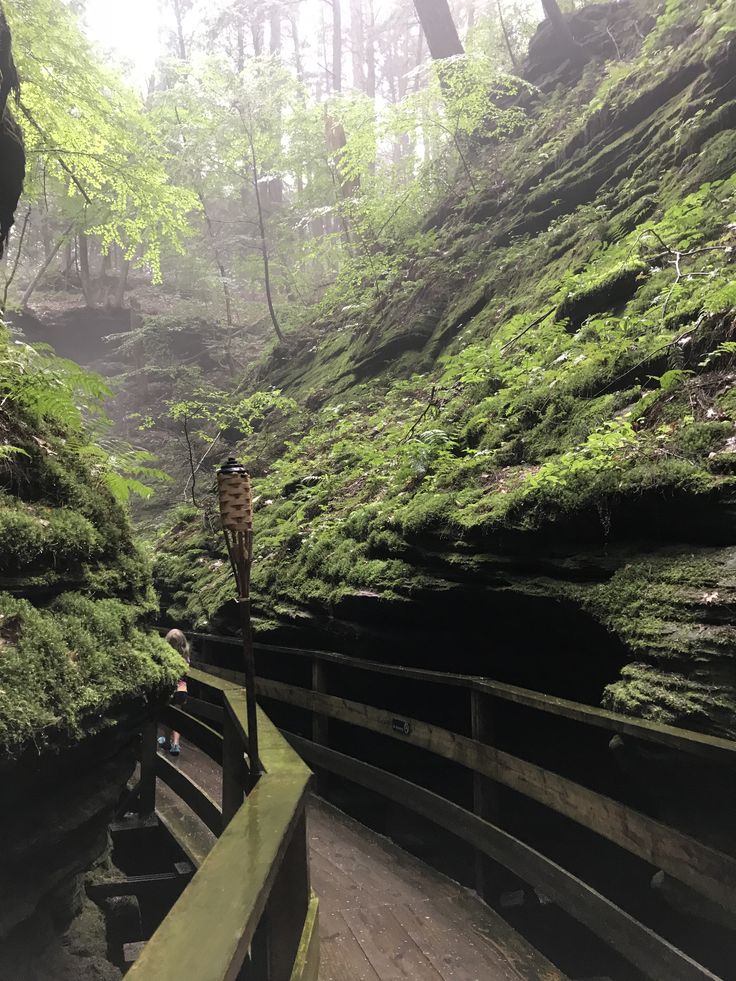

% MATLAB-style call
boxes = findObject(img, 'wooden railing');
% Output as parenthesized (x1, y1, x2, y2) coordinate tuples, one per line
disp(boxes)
(127, 668, 319, 981)
(191, 631, 736, 981)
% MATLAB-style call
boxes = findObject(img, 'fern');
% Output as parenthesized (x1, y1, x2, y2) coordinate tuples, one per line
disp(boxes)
(0, 445, 29, 462)
(699, 341, 736, 369)
(0, 335, 110, 431)
(1, 326, 168, 506)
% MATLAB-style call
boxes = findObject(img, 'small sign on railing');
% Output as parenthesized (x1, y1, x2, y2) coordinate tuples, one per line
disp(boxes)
(392, 718, 412, 736)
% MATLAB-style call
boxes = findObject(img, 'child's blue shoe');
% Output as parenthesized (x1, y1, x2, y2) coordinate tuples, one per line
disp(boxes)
(169, 743, 181, 756)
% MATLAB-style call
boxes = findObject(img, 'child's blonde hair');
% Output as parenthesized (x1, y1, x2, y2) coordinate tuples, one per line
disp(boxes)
(165, 628, 191, 664)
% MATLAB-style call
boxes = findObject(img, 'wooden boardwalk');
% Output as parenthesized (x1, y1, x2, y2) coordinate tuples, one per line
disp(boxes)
(158, 736, 563, 981)
(310, 798, 564, 981)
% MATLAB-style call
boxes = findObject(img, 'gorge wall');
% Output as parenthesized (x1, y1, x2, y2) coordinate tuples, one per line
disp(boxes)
(155, 0, 736, 739)
(0, 7, 183, 972)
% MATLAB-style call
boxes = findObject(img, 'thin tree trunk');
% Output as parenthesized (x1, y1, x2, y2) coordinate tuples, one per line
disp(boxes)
(333, 0, 342, 93)
(111, 256, 131, 309)
(236, 22, 245, 72)
(2, 206, 30, 311)
(290, 11, 305, 83)
(252, 13, 264, 55)
(413, 0, 464, 60)
(78, 232, 97, 307)
(21, 221, 74, 309)
(198, 190, 236, 360)
(239, 108, 285, 344)
(318, 7, 329, 99)
(269, 4, 281, 54)
(172, 0, 187, 59)
(365, 0, 376, 97)
(350, 0, 365, 91)
(399, 13, 411, 99)
(496, 0, 519, 70)
(466, 0, 475, 32)
(41, 207, 51, 260)
(62, 238, 73, 286)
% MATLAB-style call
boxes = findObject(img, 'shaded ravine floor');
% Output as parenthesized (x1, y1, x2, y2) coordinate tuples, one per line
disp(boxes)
(157, 735, 565, 981)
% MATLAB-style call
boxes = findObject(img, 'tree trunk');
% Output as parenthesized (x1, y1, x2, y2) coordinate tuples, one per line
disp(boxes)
(239, 108, 285, 344)
(198, 191, 234, 330)
(62, 238, 73, 287)
(77, 233, 98, 307)
(236, 22, 245, 72)
(350, 0, 365, 91)
(290, 11, 304, 83)
(542, 0, 580, 52)
(1, 206, 30, 312)
(269, 4, 281, 55)
(333, 0, 342, 93)
(365, 0, 376, 97)
(497, 0, 519, 70)
(111, 256, 131, 309)
(172, 0, 187, 59)
(21, 221, 74, 309)
(318, 7, 329, 99)
(466, 0, 475, 32)
(252, 13, 264, 56)
(413, 0, 464, 60)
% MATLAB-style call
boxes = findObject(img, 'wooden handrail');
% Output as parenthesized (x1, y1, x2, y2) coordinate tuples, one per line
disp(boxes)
(255, 676, 736, 911)
(154, 637, 734, 981)
(181, 629, 736, 763)
(128, 668, 318, 981)
(286, 733, 721, 981)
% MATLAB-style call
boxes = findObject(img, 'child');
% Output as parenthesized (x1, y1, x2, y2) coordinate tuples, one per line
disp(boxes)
(158, 628, 191, 756)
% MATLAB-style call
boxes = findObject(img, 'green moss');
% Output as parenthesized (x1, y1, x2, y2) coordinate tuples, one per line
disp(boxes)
(604, 662, 736, 736)
(670, 420, 732, 457)
(555, 261, 649, 328)
(0, 592, 183, 755)
(0, 500, 103, 573)
(0, 326, 184, 754)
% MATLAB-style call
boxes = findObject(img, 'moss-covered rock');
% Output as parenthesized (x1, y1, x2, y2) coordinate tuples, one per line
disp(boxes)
(0, 324, 183, 756)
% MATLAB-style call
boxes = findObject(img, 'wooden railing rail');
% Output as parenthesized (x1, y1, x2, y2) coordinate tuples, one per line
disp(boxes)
(127, 668, 319, 981)
(184, 630, 736, 763)
(183, 631, 736, 981)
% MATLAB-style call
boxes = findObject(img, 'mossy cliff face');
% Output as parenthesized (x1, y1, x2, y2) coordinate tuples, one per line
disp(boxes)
(0, 336, 183, 970)
(0, 404, 183, 754)
(0, 10, 180, 975)
(156, 0, 736, 737)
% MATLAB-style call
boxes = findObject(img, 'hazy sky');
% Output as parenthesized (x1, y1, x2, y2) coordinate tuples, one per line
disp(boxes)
(85, 0, 163, 88)
(83, 0, 545, 91)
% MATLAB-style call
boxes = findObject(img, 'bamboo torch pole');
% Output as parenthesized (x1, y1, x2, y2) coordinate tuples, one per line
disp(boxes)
(217, 457, 262, 779)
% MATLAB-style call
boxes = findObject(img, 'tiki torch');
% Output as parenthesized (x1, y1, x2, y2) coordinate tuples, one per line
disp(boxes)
(217, 457, 262, 777)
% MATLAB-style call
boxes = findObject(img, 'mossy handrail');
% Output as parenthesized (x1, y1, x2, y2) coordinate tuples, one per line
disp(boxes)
(127, 668, 319, 981)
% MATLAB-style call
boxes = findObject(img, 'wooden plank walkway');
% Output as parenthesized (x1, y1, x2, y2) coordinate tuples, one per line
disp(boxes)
(156, 735, 565, 981)
(310, 798, 564, 981)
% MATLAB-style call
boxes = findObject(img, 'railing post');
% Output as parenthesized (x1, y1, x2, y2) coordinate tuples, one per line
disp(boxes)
(311, 658, 328, 747)
(470, 689, 500, 903)
(222, 704, 245, 830)
(239, 809, 310, 981)
(139, 720, 157, 816)
(269, 809, 311, 981)
(312, 658, 328, 795)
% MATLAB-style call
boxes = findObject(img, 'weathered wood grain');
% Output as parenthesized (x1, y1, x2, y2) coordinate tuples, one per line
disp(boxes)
(155, 753, 223, 836)
(291, 735, 721, 981)
(259, 678, 736, 911)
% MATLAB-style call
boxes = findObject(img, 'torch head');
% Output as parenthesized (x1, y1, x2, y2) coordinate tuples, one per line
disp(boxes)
(217, 457, 253, 533)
